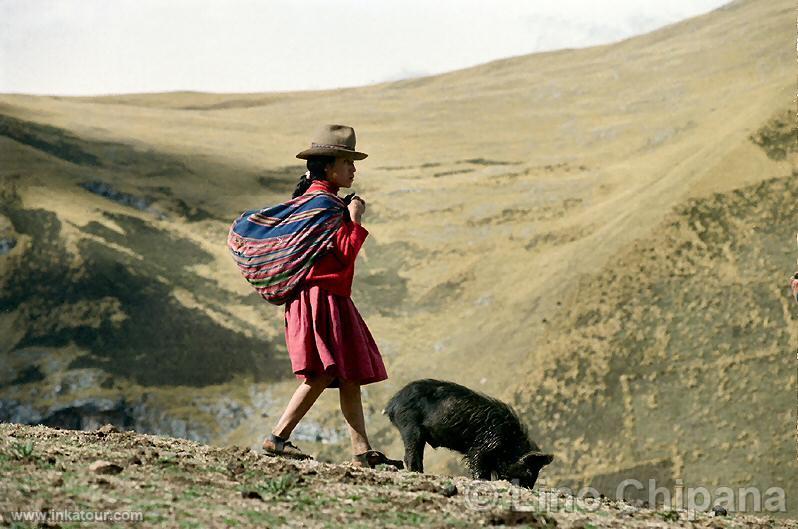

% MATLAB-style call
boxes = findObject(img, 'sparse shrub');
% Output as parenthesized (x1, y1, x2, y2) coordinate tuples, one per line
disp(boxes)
(11, 441, 34, 460)
(390, 510, 427, 525)
(658, 510, 680, 522)
(750, 111, 795, 161)
(239, 473, 300, 498)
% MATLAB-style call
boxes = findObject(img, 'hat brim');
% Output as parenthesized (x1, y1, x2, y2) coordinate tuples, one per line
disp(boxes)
(296, 147, 368, 160)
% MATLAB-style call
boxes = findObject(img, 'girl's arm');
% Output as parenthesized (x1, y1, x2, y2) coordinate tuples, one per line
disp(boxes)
(331, 220, 368, 265)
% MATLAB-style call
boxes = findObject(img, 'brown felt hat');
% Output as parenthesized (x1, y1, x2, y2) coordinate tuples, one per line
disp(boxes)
(296, 124, 368, 160)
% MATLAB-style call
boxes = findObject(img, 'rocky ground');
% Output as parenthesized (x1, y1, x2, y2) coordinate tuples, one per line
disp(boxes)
(0, 0, 796, 520)
(1, 423, 795, 529)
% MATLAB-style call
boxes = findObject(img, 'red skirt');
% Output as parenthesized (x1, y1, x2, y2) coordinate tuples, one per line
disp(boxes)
(284, 285, 388, 387)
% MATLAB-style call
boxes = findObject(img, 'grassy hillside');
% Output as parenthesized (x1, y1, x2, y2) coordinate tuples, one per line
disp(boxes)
(516, 168, 797, 508)
(0, 0, 795, 515)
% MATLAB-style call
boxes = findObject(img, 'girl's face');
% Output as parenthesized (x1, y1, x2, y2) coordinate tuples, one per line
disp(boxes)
(325, 157, 356, 188)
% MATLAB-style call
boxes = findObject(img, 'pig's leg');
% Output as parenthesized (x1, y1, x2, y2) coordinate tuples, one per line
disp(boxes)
(399, 426, 426, 472)
(466, 449, 492, 480)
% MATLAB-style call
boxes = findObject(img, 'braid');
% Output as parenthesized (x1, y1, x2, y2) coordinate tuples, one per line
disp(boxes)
(292, 171, 313, 198)
(292, 156, 335, 198)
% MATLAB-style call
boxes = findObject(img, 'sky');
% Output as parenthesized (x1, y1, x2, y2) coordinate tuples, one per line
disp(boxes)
(0, 0, 731, 96)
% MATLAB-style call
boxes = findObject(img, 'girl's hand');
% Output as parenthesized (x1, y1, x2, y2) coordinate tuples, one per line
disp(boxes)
(347, 196, 366, 223)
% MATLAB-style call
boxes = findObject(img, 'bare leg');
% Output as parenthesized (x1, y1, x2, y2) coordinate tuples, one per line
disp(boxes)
(338, 380, 371, 455)
(271, 373, 334, 439)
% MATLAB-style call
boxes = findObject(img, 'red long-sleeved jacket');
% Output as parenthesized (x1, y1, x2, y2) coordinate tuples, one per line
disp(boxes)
(301, 180, 368, 297)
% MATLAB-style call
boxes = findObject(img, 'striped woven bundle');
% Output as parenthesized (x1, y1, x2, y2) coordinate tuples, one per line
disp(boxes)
(227, 191, 346, 305)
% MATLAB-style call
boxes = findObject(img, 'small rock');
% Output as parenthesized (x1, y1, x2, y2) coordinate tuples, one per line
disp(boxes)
(241, 490, 263, 501)
(441, 483, 458, 497)
(486, 510, 556, 527)
(227, 459, 245, 476)
(97, 424, 120, 436)
(51, 477, 64, 487)
(712, 505, 728, 516)
(93, 477, 112, 488)
(89, 460, 123, 475)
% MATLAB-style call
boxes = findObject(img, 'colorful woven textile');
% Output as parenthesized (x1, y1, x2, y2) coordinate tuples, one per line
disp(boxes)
(227, 191, 346, 305)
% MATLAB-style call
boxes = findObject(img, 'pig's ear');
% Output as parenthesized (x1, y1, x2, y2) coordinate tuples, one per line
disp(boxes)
(523, 451, 554, 468)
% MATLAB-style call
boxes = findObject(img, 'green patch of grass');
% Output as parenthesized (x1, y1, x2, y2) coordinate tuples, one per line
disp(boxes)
(250, 473, 300, 497)
(243, 510, 286, 526)
(8, 523, 36, 529)
(658, 510, 680, 522)
(62, 482, 94, 498)
(163, 465, 188, 476)
(440, 517, 473, 528)
(386, 510, 428, 526)
(10, 441, 35, 460)
(241, 469, 261, 480)
(208, 465, 229, 476)
(133, 500, 175, 515)
(180, 486, 206, 499)
(179, 520, 203, 529)
(143, 513, 168, 524)
(291, 492, 334, 511)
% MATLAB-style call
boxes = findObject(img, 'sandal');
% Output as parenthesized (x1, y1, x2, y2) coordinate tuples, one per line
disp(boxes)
(351, 450, 404, 470)
(262, 434, 312, 461)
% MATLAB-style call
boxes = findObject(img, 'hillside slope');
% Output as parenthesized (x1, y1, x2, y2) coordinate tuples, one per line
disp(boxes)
(2, 423, 795, 528)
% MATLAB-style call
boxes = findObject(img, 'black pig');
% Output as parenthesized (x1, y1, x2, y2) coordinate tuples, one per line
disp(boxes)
(384, 379, 553, 488)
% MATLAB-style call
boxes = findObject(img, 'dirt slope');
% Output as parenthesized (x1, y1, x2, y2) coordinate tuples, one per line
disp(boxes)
(2, 423, 795, 528)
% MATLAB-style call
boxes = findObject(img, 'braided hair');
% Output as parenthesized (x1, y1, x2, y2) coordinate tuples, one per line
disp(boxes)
(292, 156, 335, 198)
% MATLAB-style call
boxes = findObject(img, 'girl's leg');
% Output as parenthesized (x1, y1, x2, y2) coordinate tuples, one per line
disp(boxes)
(271, 373, 335, 439)
(338, 380, 371, 455)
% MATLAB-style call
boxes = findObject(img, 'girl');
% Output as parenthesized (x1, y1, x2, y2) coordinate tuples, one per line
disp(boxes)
(261, 124, 402, 469)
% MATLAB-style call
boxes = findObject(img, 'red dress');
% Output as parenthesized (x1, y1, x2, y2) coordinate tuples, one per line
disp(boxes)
(283, 180, 388, 387)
